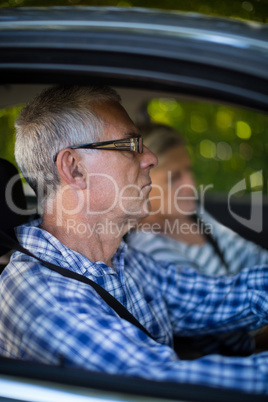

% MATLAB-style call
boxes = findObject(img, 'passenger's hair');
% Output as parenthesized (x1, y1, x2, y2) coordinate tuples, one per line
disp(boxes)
(15, 85, 121, 204)
(139, 124, 185, 159)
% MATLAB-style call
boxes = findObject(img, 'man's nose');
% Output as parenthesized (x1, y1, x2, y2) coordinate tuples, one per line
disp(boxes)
(141, 145, 158, 169)
(181, 171, 195, 187)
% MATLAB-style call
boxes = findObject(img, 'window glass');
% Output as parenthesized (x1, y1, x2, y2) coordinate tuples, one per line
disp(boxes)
(146, 98, 268, 196)
(0, 105, 23, 168)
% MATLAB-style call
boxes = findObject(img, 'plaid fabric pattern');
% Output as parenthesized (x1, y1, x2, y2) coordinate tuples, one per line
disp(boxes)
(0, 219, 268, 394)
(127, 210, 268, 276)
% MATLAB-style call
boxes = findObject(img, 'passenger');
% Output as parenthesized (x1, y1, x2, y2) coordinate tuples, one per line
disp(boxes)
(1, 86, 268, 394)
(127, 124, 268, 275)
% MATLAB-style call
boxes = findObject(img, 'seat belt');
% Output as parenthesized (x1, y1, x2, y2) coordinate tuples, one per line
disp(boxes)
(0, 230, 155, 341)
(192, 214, 228, 271)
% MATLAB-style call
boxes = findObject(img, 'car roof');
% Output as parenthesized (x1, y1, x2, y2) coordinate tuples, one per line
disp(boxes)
(0, 7, 268, 113)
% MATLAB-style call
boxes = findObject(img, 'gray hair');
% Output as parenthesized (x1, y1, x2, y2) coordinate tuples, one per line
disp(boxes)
(15, 85, 121, 204)
(139, 124, 185, 158)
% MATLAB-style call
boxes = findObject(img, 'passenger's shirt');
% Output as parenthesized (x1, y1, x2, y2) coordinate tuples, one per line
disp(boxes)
(127, 210, 268, 276)
(1, 219, 268, 394)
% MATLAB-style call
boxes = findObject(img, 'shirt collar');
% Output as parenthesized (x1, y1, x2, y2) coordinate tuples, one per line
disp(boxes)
(15, 218, 128, 278)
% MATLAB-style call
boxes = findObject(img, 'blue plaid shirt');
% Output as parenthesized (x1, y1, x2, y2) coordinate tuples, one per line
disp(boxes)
(1, 219, 268, 394)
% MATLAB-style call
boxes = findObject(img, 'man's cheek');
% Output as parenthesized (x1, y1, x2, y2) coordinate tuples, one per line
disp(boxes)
(86, 173, 119, 214)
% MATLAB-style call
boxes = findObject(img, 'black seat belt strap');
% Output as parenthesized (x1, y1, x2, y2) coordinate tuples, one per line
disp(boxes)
(0, 230, 154, 341)
(192, 214, 228, 271)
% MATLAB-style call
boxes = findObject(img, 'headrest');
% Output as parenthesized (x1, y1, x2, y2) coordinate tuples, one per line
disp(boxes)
(0, 158, 28, 256)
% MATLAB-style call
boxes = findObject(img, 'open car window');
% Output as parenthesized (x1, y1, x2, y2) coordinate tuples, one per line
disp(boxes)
(1, 89, 267, 249)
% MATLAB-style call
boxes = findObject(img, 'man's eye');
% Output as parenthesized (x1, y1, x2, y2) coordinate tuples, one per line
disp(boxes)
(170, 173, 181, 182)
(122, 150, 135, 158)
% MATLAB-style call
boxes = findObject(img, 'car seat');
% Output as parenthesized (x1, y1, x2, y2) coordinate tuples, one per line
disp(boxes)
(0, 158, 28, 265)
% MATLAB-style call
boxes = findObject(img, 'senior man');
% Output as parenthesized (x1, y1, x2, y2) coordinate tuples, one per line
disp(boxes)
(0, 85, 268, 394)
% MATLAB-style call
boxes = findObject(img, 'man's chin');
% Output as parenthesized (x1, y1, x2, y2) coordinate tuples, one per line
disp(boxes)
(122, 200, 151, 226)
(140, 201, 151, 218)
(134, 207, 151, 221)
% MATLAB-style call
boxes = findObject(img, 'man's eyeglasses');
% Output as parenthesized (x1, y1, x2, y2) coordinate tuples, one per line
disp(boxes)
(54, 137, 143, 162)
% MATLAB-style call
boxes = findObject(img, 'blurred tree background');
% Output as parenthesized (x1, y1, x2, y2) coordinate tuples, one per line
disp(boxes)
(0, 0, 267, 22)
(0, 106, 22, 168)
(1, 99, 267, 195)
(0, 0, 267, 194)
(146, 99, 268, 194)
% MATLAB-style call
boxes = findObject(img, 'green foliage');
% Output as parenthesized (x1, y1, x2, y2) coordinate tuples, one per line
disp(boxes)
(0, 105, 23, 168)
(0, 0, 267, 23)
(147, 98, 268, 194)
(2, 100, 267, 195)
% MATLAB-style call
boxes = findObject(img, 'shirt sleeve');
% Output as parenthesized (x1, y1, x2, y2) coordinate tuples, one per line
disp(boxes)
(2, 258, 268, 394)
(204, 211, 268, 274)
(20, 284, 268, 395)
(163, 264, 268, 335)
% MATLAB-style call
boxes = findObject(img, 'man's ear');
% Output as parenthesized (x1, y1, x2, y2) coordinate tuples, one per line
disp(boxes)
(56, 149, 87, 190)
